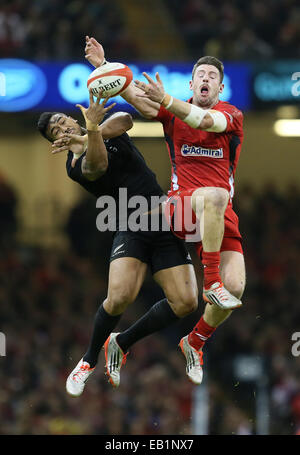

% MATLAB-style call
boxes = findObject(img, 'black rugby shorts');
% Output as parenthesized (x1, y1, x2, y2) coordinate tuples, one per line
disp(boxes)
(109, 228, 193, 275)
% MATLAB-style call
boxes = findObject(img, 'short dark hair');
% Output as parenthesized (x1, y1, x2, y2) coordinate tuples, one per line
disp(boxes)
(192, 56, 224, 82)
(37, 112, 61, 142)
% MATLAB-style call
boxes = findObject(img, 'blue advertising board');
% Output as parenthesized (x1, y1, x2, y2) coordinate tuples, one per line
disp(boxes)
(0, 59, 251, 113)
(252, 61, 300, 107)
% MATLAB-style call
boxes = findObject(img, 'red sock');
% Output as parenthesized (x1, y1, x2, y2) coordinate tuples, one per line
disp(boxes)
(202, 251, 221, 289)
(188, 316, 216, 351)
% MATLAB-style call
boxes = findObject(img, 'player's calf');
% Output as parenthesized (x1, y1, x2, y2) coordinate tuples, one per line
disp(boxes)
(222, 278, 245, 301)
(205, 269, 245, 310)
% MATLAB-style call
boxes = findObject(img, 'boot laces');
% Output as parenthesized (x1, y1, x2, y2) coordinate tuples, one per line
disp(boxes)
(73, 363, 91, 383)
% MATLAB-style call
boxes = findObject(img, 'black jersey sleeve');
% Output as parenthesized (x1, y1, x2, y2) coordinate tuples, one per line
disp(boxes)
(66, 133, 131, 182)
(66, 151, 86, 184)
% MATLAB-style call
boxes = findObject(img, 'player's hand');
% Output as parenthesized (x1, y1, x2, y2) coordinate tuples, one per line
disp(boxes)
(76, 91, 116, 129)
(85, 36, 105, 68)
(51, 133, 86, 154)
(134, 72, 165, 103)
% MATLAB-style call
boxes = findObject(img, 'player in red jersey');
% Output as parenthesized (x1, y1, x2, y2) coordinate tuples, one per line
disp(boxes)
(85, 37, 246, 385)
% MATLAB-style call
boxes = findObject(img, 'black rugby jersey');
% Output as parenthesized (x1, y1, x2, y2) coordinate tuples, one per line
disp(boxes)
(66, 132, 165, 229)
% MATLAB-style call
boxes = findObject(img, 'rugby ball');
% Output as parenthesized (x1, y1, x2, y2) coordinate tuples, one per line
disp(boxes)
(87, 62, 133, 98)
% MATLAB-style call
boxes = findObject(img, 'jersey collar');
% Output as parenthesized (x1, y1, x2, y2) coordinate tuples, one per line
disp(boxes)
(188, 97, 221, 110)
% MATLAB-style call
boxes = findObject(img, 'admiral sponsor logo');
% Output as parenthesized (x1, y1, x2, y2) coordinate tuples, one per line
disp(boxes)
(181, 144, 223, 158)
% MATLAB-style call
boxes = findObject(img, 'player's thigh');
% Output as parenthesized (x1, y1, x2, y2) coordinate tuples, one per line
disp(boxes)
(220, 250, 246, 299)
(106, 257, 148, 314)
(153, 264, 199, 316)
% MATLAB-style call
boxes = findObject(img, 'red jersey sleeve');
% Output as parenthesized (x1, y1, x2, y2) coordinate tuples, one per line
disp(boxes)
(214, 102, 243, 134)
(155, 104, 173, 126)
(156, 101, 243, 134)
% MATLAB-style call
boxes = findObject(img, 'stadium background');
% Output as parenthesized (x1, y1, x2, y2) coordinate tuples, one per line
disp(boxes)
(0, 0, 300, 435)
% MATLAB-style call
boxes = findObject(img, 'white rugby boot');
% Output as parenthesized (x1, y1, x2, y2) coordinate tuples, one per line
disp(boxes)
(66, 359, 95, 397)
(203, 282, 242, 310)
(104, 333, 128, 388)
(179, 335, 203, 385)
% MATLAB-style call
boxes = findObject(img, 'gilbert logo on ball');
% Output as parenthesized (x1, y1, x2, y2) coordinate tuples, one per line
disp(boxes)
(87, 62, 133, 98)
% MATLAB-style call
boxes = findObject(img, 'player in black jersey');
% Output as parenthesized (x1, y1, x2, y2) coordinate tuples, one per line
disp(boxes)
(37, 92, 199, 395)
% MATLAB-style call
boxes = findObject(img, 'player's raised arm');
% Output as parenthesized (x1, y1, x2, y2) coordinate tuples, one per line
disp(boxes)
(85, 35, 106, 68)
(99, 112, 133, 139)
(84, 36, 160, 119)
(76, 91, 116, 180)
(135, 72, 227, 133)
(52, 112, 133, 153)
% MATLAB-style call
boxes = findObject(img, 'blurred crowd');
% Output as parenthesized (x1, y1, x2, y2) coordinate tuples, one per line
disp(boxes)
(0, 0, 137, 61)
(1, 0, 300, 61)
(165, 0, 300, 60)
(0, 178, 300, 435)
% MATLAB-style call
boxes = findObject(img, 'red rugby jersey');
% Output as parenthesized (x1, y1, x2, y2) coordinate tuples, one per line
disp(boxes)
(155, 100, 244, 201)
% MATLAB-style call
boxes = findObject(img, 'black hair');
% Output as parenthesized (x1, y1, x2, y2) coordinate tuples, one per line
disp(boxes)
(37, 112, 61, 142)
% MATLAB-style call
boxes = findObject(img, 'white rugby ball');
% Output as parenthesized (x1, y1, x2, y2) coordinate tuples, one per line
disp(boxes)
(87, 62, 133, 98)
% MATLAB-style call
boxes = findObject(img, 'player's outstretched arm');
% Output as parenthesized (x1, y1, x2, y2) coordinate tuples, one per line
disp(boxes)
(76, 91, 116, 180)
(84, 36, 160, 119)
(135, 72, 227, 133)
(100, 112, 133, 138)
(51, 113, 133, 158)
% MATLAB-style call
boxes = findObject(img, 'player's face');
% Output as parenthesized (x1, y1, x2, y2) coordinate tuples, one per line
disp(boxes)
(190, 64, 224, 107)
(47, 114, 81, 141)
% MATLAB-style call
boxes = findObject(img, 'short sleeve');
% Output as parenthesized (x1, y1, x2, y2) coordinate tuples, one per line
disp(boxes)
(66, 151, 86, 183)
(154, 104, 174, 125)
(216, 104, 243, 134)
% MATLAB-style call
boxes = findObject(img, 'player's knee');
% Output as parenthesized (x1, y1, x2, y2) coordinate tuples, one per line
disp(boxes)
(204, 188, 229, 212)
(106, 287, 134, 315)
(174, 294, 198, 317)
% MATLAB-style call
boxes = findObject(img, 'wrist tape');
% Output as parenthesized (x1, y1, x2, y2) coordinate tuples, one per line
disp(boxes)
(184, 105, 227, 131)
(184, 104, 208, 128)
